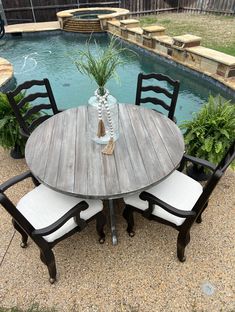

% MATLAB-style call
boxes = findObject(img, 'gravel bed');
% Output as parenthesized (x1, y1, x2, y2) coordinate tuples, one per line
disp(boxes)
(0, 147, 234, 312)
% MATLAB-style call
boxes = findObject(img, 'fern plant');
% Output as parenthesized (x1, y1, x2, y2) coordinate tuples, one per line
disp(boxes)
(180, 95, 235, 168)
(0, 92, 38, 155)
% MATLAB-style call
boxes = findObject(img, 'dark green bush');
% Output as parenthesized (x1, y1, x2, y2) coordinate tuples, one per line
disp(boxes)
(0, 92, 40, 155)
(180, 95, 235, 168)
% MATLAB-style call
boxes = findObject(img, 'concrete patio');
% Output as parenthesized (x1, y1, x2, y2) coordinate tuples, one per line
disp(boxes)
(0, 146, 234, 311)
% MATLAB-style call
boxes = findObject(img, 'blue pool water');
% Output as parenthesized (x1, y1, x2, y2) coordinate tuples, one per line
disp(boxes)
(1, 32, 234, 123)
(73, 10, 115, 19)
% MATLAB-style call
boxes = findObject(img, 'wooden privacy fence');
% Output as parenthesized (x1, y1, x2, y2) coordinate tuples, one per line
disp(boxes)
(1, 0, 120, 24)
(119, 0, 179, 15)
(180, 0, 235, 15)
(1, 0, 234, 24)
(123, 0, 235, 16)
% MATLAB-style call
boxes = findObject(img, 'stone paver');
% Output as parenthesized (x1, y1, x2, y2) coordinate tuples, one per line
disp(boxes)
(0, 57, 13, 89)
(5, 22, 60, 34)
(187, 46, 235, 66)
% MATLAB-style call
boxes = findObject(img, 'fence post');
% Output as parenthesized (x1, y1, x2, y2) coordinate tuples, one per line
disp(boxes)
(29, 0, 36, 23)
(0, 0, 7, 25)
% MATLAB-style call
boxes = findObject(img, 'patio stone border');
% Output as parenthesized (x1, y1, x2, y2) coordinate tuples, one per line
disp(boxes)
(0, 57, 14, 92)
(107, 19, 235, 92)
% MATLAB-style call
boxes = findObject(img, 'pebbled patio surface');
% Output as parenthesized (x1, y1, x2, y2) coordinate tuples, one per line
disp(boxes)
(0, 147, 234, 312)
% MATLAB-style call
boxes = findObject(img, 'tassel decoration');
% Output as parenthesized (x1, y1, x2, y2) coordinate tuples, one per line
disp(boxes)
(96, 92, 106, 138)
(97, 119, 106, 138)
(102, 138, 115, 155)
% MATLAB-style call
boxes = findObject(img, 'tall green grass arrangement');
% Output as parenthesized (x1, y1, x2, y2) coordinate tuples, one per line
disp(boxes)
(75, 36, 128, 96)
(74, 36, 133, 155)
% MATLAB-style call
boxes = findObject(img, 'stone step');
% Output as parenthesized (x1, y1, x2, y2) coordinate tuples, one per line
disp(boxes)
(63, 18, 102, 32)
(64, 24, 101, 28)
(64, 29, 103, 33)
(64, 27, 101, 31)
(64, 26, 102, 31)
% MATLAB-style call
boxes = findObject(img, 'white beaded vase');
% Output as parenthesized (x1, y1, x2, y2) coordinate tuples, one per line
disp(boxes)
(88, 89, 119, 144)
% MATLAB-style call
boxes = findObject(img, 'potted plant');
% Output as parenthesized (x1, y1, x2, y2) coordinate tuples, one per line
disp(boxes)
(180, 95, 235, 180)
(0, 92, 38, 159)
(75, 36, 128, 155)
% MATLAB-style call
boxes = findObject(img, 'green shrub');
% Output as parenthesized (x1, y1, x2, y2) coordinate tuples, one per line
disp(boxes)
(180, 95, 235, 168)
(0, 92, 39, 155)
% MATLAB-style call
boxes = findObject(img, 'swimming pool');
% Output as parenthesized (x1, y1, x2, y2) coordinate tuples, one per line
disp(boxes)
(73, 10, 115, 19)
(1, 32, 234, 123)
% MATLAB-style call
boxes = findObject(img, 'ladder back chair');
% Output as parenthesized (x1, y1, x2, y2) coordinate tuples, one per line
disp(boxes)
(6, 78, 60, 138)
(135, 72, 180, 122)
(123, 141, 235, 262)
(0, 171, 106, 283)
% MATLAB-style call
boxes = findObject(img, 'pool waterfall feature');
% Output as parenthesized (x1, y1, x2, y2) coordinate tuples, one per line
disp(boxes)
(57, 8, 129, 33)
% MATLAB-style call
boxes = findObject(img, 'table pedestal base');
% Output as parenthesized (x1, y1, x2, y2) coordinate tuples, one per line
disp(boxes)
(108, 199, 118, 245)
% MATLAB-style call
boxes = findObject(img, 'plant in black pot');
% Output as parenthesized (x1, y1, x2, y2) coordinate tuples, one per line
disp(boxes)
(180, 95, 235, 181)
(0, 92, 38, 159)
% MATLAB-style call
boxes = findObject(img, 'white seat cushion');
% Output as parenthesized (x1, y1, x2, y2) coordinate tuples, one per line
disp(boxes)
(125, 170, 203, 226)
(17, 184, 103, 243)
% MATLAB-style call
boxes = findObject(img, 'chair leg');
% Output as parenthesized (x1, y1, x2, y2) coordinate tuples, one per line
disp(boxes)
(40, 249, 57, 284)
(31, 175, 40, 187)
(196, 202, 208, 224)
(122, 205, 135, 237)
(177, 231, 190, 262)
(12, 219, 28, 248)
(96, 211, 106, 244)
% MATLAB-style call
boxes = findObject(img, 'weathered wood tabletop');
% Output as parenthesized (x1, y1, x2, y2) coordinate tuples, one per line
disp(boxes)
(25, 104, 185, 199)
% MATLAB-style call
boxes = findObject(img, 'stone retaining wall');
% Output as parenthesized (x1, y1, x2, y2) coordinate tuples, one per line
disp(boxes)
(107, 19, 235, 91)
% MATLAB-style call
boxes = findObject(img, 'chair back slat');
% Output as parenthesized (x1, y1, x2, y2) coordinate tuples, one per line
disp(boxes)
(17, 92, 49, 110)
(23, 104, 52, 121)
(9, 79, 49, 96)
(29, 115, 51, 132)
(142, 73, 179, 85)
(6, 78, 60, 137)
(141, 85, 173, 98)
(140, 97, 170, 111)
(135, 72, 180, 121)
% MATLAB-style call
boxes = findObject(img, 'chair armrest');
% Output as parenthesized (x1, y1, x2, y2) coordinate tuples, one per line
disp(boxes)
(140, 191, 196, 218)
(0, 171, 32, 192)
(32, 200, 89, 236)
(179, 154, 216, 172)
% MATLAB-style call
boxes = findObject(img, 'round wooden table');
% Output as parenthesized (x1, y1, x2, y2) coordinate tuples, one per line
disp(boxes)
(25, 104, 185, 244)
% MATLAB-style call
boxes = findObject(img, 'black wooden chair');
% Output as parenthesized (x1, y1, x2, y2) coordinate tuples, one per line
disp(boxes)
(123, 141, 235, 262)
(6, 79, 60, 138)
(135, 72, 180, 122)
(0, 171, 106, 283)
